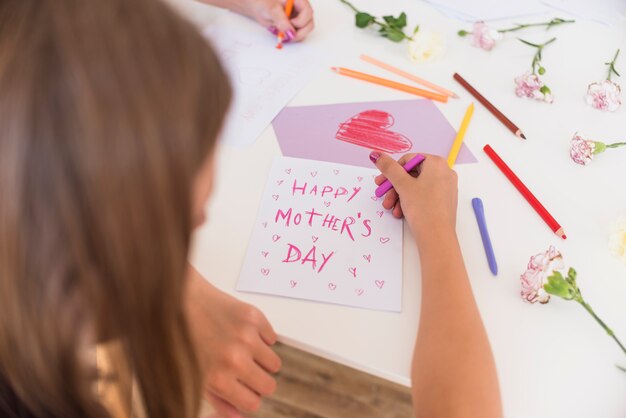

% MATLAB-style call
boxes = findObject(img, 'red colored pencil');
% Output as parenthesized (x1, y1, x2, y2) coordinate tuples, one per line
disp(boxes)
(483, 144, 566, 239)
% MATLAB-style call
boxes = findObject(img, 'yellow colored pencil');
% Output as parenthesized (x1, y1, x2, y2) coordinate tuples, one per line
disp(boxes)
(447, 103, 474, 168)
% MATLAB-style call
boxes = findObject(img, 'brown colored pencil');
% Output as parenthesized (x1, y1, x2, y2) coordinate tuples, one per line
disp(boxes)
(453, 73, 526, 140)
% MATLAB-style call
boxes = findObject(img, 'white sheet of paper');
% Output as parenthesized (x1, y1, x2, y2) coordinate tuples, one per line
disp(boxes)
(203, 15, 327, 148)
(237, 157, 403, 312)
(423, 0, 551, 21)
(541, 0, 626, 26)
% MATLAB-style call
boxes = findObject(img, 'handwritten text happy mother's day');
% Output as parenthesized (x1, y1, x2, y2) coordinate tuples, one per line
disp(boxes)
(237, 157, 403, 312)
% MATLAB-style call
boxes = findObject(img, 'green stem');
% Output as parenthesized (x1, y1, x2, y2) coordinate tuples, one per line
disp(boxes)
(606, 49, 621, 81)
(606, 142, 626, 148)
(499, 18, 575, 33)
(520, 37, 556, 74)
(578, 300, 626, 356)
(338, 0, 360, 13)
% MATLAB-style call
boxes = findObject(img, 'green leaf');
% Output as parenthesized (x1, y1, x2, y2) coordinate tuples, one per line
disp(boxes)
(544, 272, 575, 300)
(457, 29, 469, 37)
(355, 12, 375, 28)
(566, 267, 577, 284)
(383, 27, 406, 42)
(538, 66, 546, 75)
(413, 24, 420, 35)
(383, 15, 397, 25)
(395, 12, 407, 28)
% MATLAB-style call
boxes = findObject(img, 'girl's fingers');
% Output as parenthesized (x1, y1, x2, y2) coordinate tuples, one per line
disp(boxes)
(291, 20, 314, 42)
(254, 338, 282, 373)
(205, 393, 242, 418)
(382, 189, 399, 211)
(214, 379, 263, 413)
(392, 201, 404, 219)
(242, 360, 278, 397)
(374, 174, 386, 185)
(291, 0, 313, 27)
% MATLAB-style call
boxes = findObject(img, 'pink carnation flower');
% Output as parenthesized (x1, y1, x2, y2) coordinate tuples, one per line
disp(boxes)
(520, 246, 563, 304)
(471, 21, 502, 51)
(585, 79, 621, 112)
(515, 72, 553, 103)
(569, 133, 596, 166)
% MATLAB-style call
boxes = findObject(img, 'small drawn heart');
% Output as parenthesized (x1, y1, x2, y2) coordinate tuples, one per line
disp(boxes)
(370, 196, 378, 201)
(310, 171, 318, 177)
(355, 289, 364, 296)
(363, 254, 371, 263)
(376, 211, 384, 218)
(379, 237, 390, 244)
(357, 176, 363, 182)
(290, 280, 297, 288)
(272, 194, 279, 201)
(262, 222, 268, 228)
(328, 283, 337, 291)
(348, 267, 357, 278)
(272, 234, 281, 242)
(312, 236, 319, 243)
(284, 168, 292, 174)
(261, 268, 270, 276)
(335, 110, 413, 153)
(261, 251, 269, 258)
(375, 280, 385, 289)
(324, 201, 331, 207)
(276, 180, 284, 186)
(333, 169, 340, 175)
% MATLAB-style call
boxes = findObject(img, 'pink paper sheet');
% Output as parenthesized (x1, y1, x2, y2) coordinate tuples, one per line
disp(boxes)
(272, 99, 477, 168)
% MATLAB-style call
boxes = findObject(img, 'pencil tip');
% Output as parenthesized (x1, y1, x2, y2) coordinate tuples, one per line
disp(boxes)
(330, 67, 338, 72)
(520, 133, 527, 139)
(452, 93, 460, 99)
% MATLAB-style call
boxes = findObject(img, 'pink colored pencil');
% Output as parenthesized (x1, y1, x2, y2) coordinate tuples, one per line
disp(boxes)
(360, 54, 459, 99)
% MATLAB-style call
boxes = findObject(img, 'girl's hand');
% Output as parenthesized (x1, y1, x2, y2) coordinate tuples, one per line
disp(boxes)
(371, 152, 458, 242)
(185, 266, 281, 416)
(239, 0, 314, 43)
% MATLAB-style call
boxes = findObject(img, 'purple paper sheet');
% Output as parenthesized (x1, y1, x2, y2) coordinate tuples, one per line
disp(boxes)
(272, 99, 477, 168)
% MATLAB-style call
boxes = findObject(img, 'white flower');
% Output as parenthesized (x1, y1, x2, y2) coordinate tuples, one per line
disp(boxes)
(407, 29, 445, 63)
(609, 217, 626, 265)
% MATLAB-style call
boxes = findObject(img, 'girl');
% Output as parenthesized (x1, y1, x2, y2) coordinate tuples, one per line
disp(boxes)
(0, 0, 501, 417)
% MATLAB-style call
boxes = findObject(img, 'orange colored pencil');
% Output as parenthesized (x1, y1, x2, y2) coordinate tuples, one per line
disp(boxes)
(331, 67, 448, 103)
(360, 54, 459, 99)
(276, 0, 295, 49)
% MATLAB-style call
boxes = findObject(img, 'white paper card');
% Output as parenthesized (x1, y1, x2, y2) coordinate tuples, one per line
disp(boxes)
(204, 16, 327, 148)
(237, 157, 403, 312)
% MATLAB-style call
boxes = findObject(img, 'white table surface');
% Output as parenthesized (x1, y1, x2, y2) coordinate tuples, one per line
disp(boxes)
(169, 0, 626, 416)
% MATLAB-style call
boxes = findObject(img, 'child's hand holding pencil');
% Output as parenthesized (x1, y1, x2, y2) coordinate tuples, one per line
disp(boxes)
(208, 0, 314, 44)
(370, 152, 459, 243)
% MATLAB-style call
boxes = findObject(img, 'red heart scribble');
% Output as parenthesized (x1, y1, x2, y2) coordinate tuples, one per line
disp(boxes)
(336, 110, 413, 153)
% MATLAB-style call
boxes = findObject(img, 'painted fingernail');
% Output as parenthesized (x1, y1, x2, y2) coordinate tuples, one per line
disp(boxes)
(286, 29, 296, 41)
(369, 151, 381, 163)
(267, 26, 279, 35)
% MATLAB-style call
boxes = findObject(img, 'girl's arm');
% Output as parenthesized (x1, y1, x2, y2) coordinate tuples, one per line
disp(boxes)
(372, 152, 503, 418)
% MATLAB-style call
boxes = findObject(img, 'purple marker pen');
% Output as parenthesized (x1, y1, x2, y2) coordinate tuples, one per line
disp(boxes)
(374, 153, 426, 198)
